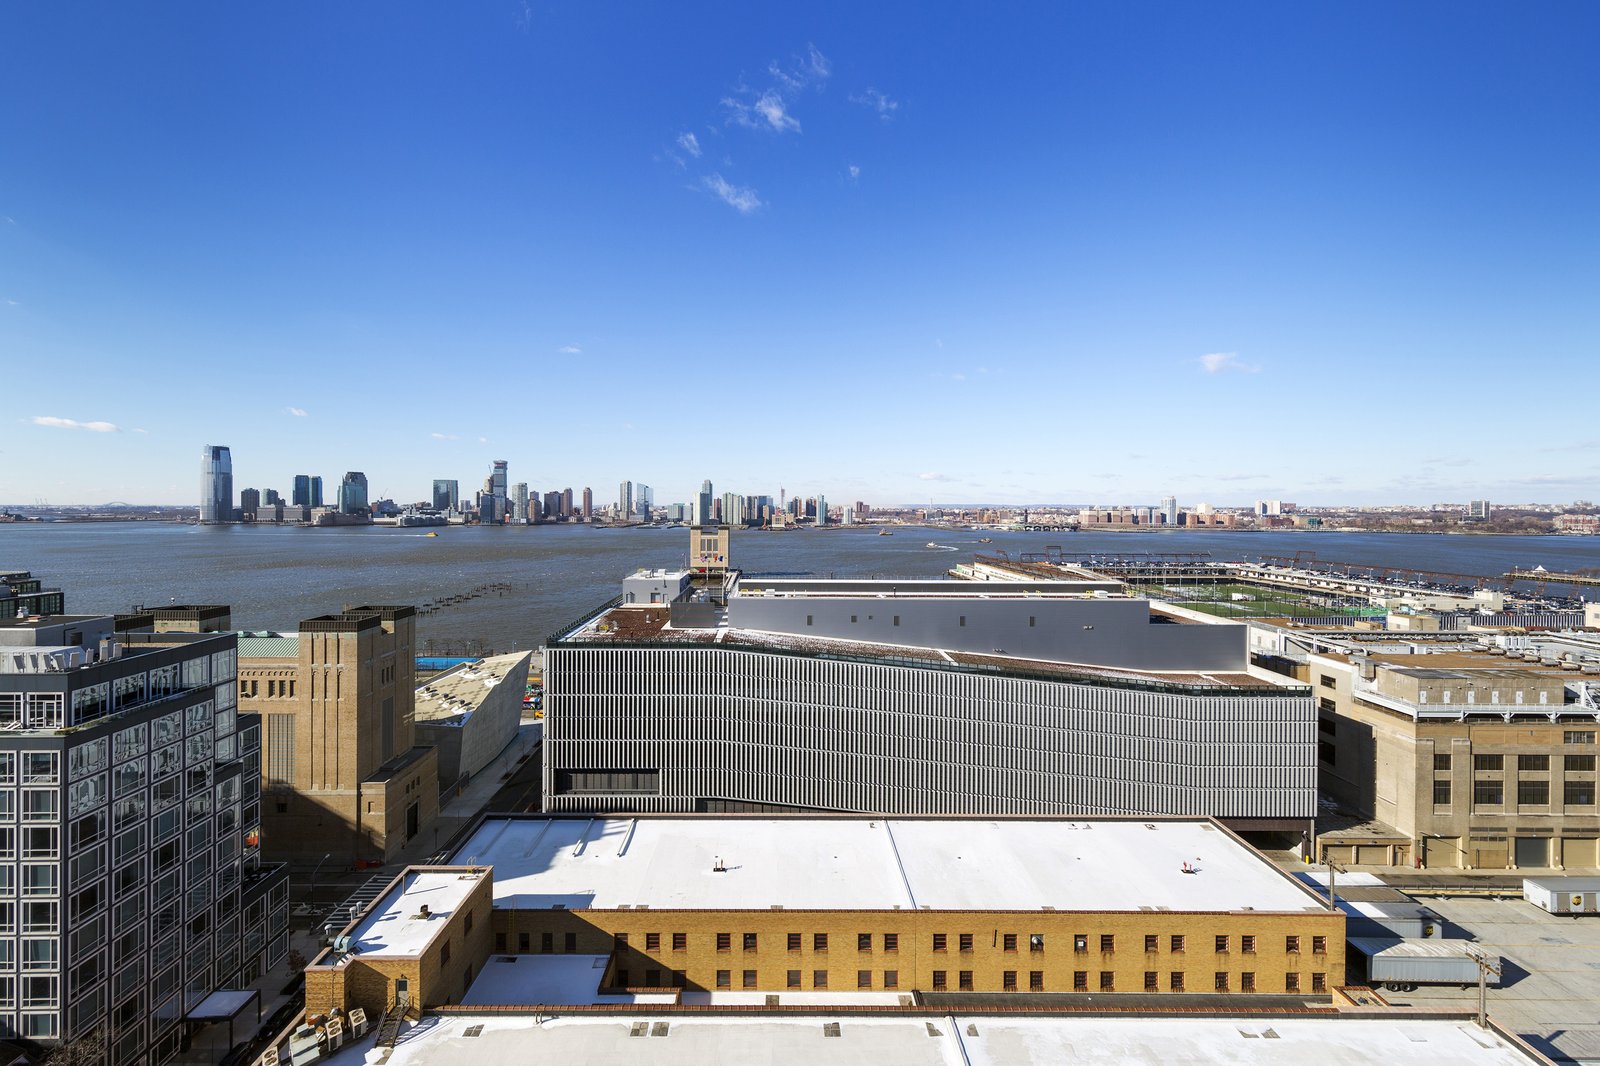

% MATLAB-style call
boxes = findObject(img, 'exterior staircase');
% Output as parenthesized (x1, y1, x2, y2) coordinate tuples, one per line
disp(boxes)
(374, 990, 411, 1048)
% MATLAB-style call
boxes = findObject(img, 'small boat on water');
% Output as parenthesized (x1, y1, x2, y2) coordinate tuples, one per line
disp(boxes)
(978, 537, 993, 543)
(926, 542, 939, 549)
(423, 532, 440, 537)
(878, 529, 894, 536)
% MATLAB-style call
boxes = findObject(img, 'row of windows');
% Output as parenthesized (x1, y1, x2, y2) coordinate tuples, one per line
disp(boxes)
(1435, 780, 1598, 807)
(607, 931, 1324, 956)
(240, 679, 297, 699)
(1458, 753, 1598, 772)
(618, 968, 1330, 994)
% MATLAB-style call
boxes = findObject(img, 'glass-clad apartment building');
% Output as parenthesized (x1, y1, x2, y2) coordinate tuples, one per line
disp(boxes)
(0, 613, 288, 1064)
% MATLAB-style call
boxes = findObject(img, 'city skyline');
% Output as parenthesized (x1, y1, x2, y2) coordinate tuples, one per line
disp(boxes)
(3, 4, 1598, 506)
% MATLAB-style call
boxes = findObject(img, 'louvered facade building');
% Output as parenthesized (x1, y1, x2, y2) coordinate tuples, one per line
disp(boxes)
(545, 576, 1316, 832)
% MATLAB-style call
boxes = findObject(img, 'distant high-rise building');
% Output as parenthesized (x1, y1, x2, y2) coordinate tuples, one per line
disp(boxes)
(492, 460, 508, 499)
(581, 486, 593, 518)
(512, 483, 530, 522)
(240, 487, 261, 517)
(293, 474, 313, 508)
(432, 479, 459, 512)
(560, 487, 573, 518)
(1161, 495, 1178, 526)
(310, 475, 324, 509)
(339, 471, 369, 514)
(264, 488, 281, 506)
(1468, 499, 1492, 521)
(637, 483, 653, 517)
(1255, 500, 1283, 517)
(543, 490, 562, 522)
(618, 481, 633, 519)
(816, 494, 828, 526)
(721, 491, 743, 528)
(698, 479, 714, 527)
(200, 444, 233, 523)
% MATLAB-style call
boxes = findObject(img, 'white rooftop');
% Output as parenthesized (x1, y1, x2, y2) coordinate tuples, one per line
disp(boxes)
(318, 1012, 1543, 1066)
(345, 869, 486, 956)
(449, 817, 1324, 913)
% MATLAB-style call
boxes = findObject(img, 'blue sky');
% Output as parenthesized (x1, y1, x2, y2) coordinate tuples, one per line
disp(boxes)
(2, 2, 1597, 508)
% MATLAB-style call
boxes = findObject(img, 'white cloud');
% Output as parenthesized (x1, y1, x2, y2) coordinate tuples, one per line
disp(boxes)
(2, 298, 18, 307)
(702, 174, 763, 214)
(769, 44, 832, 92)
(850, 87, 899, 120)
(285, 406, 308, 417)
(1198, 351, 1260, 374)
(725, 89, 800, 133)
(31, 416, 119, 433)
(677, 132, 702, 158)
(559, 345, 582, 355)
(430, 432, 459, 441)
(132, 428, 148, 435)
(918, 472, 951, 482)
(515, 0, 531, 31)
(847, 164, 860, 181)
(478, 436, 489, 444)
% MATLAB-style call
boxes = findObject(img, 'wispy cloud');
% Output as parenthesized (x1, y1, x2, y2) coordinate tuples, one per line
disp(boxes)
(559, 344, 582, 355)
(850, 87, 899, 120)
(285, 406, 308, 418)
(2, 298, 18, 307)
(918, 472, 951, 482)
(676, 132, 702, 158)
(31, 416, 119, 433)
(430, 432, 459, 441)
(847, 164, 860, 182)
(1214, 473, 1269, 482)
(1198, 351, 1260, 374)
(724, 89, 800, 133)
(478, 436, 489, 444)
(515, 0, 531, 32)
(702, 174, 763, 214)
(769, 44, 832, 93)
(132, 428, 149, 435)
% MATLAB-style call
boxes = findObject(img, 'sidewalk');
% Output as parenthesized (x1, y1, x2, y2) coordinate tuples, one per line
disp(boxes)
(391, 718, 543, 867)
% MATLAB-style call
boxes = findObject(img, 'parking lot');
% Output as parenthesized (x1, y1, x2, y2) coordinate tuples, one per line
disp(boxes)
(1377, 894, 1600, 1064)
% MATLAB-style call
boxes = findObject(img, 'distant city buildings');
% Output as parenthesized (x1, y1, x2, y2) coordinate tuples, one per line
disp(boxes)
(1468, 499, 1493, 522)
(199, 444, 233, 523)
(432, 479, 459, 512)
(338, 471, 369, 514)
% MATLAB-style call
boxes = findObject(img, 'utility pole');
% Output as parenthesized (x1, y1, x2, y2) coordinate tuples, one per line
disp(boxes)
(1465, 945, 1502, 1028)
(1325, 860, 1346, 911)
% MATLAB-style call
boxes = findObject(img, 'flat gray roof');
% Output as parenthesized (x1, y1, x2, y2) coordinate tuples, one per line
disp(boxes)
(449, 816, 1324, 913)
(318, 1013, 1544, 1066)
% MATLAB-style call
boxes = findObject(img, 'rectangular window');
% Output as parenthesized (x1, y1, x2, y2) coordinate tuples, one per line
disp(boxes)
(1100, 934, 1115, 952)
(563, 932, 576, 953)
(743, 932, 757, 952)
(1312, 936, 1327, 955)
(1566, 754, 1597, 772)
(1242, 971, 1256, 992)
(1143, 971, 1158, 992)
(672, 970, 686, 988)
(1003, 934, 1017, 953)
(1215, 934, 1229, 953)
(1434, 780, 1452, 806)
(1519, 754, 1550, 772)
(1474, 781, 1504, 806)
(1566, 780, 1596, 806)
(716, 933, 731, 952)
(1099, 970, 1115, 991)
(741, 970, 756, 989)
(1518, 779, 1550, 806)
(1241, 935, 1256, 954)
(1145, 934, 1159, 952)
(959, 933, 973, 953)
(1320, 675, 1336, 689)
(1170, 935, 1185, 953)
(441, 942, 451, 965)
(932, 933, 947, 953)
(518, 933, 530, 952)
(646, 933, 660, 952)
(1286, 972, 1301, 993)
(1002, 971, 1017, 992)
(1312, 972, 1327, 993)
(1072, 970, 1087, 991)
(1170, 971, 1185, 992)
(1433, 753, 1451, 771)
(786, 970, 801, 989)
(540, 932, 552, 952)
(673, 932, 687, 951)
(932, 970, 947, 991)
(787, 933, 801, 952)
(1033, 971, 1047, 992)
(1474, 754, 1504, 772)
(883, 933, 898, 952)
(813, 970, 828, 989)
(857, 933, 872, 952)
(716, 970, 730, 988)
(1074, 934, 1087, 953)
(813, 933, 828, 952)
(615, 968, 629, 988)
(857, 970, 871, 989)
(1215, 971, 1229, 991)
(1286, 936, 1300, 954)
(883, 970, 898, 989)
(1565, 731, 1596, 745)
(959, 971, 973, 991)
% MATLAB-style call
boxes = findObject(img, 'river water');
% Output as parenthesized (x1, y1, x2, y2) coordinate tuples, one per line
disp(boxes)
(3, 524, 1597, 655)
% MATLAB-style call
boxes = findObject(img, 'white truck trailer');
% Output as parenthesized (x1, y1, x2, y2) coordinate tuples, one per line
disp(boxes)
(1523, 876, 1600, 916)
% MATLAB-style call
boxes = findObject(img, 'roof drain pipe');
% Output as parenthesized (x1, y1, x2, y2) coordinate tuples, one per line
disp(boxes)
(881, 819, 918, 910)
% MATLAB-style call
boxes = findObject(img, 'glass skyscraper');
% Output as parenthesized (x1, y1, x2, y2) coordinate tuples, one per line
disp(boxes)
(199, 446, 232, 524)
